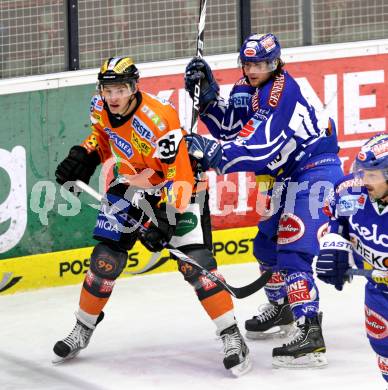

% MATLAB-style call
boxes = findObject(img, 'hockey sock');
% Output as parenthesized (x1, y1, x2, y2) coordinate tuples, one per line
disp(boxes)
(79, 287, 109, 315)
(200, 290, 234, 320)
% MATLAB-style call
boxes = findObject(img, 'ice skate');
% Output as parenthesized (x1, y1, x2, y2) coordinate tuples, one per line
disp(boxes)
(245, 300, 296, 340)
(52, 311, 104, 364)
(220, 324, 252, 377)
(272, 314, 327, 369)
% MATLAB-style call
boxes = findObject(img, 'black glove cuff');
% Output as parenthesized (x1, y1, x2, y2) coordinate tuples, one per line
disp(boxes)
(55, 145, 101, 186)
(68, 145, 101, 168)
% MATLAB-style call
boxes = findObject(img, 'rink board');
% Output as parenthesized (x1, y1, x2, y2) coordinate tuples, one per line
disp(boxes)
(0, 226, 257, 295)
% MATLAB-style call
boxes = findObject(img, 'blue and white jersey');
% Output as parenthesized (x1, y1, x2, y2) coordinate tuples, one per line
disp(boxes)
(202, 71, 339, 177)
(327, 173, 388, 292)
(201, 76, 256, 141)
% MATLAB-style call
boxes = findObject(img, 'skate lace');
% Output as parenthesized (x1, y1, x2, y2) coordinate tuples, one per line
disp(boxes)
(63, 321, 92, 350)
(221, 330, 242, 358)
(255, 303, 278, 322)
(283, 326, 304, 347)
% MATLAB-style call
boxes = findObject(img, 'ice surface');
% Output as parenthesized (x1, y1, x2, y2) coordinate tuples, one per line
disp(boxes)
(0, 262, 384, 390)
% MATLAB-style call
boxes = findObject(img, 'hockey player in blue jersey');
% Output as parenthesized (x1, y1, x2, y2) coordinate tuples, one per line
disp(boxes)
(316, 134, 388, 385)
(184, 33, 343, 368)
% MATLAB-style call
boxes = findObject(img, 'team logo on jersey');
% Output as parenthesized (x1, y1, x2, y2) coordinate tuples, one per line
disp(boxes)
(141, 105, 167, 131)
(338, 194, 366, 214)
(174, 212, 198, 236)
(83, 134, 99, 153)
(238, 114, 262, 139)
(166, 166, 176, 179)
(349, 218, 388, 247)
(365, 305, 388, 339)
(132, 116, 157, 145)
(350, 233, 388, 269)
(90, 112, 104, 127)
(232, 92, 251, 108)
(103, 127, 133, 159)
(357, 193, 367, 207)
(91, 96, 104, 112)
(277, 213, 305, 244)
(131, 131, 151, 156)
(268, 73, 285, 107)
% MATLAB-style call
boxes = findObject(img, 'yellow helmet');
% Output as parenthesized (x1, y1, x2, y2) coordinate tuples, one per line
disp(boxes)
(98, 56, 139, 85)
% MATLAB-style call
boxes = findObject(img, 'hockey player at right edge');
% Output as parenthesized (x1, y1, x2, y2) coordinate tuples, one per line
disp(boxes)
(316, 134, 388, 386)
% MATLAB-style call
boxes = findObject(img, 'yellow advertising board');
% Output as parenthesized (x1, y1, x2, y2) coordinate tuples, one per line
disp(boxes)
(0, 226, 257, 295)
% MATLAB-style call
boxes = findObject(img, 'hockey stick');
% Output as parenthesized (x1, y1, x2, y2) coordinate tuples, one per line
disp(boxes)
(346, 268, 388, 279)
(190, 0, 207, 134)
(74, 179, 272, 298)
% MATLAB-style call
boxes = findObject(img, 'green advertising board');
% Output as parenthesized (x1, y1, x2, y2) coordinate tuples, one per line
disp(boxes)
(0, 84, 103, 259)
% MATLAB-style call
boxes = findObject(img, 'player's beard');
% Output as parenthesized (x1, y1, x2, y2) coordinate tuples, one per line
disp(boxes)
(367, 184, 388, 203)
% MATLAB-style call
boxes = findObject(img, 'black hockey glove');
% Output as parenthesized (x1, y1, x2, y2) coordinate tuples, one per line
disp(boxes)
(55, 145, 100, 187)
(185, 57, 219, 111)
(140, 206, 175, 252)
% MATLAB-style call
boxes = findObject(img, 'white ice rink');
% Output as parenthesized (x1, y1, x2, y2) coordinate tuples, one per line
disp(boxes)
(1, 262, 385, 390)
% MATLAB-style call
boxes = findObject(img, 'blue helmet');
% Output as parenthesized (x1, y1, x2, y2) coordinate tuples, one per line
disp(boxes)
(239, 33, 281, 64)
(354, 133, 388, 179)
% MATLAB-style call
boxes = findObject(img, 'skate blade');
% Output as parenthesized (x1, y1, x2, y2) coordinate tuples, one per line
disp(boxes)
(52, 350, 80, 365)
(272, 352, 328, 369)
(246, 323, 297, 340)
(229, 355, 252, 377)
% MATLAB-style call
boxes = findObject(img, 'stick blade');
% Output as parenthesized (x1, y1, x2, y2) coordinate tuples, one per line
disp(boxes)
(229, 270, 273, 299)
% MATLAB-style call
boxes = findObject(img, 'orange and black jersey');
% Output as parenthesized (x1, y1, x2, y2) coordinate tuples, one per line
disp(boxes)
(82, 91, 194, 210)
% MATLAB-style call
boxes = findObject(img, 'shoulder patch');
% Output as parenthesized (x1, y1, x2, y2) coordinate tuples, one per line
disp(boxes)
(90, 95, 104, 112)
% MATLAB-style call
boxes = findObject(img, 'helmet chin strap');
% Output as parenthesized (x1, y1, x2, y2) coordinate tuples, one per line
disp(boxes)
(119, 92, 137, 117)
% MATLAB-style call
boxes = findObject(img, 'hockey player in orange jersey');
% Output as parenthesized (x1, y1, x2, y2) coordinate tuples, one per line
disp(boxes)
(52, 56, 251, 376)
